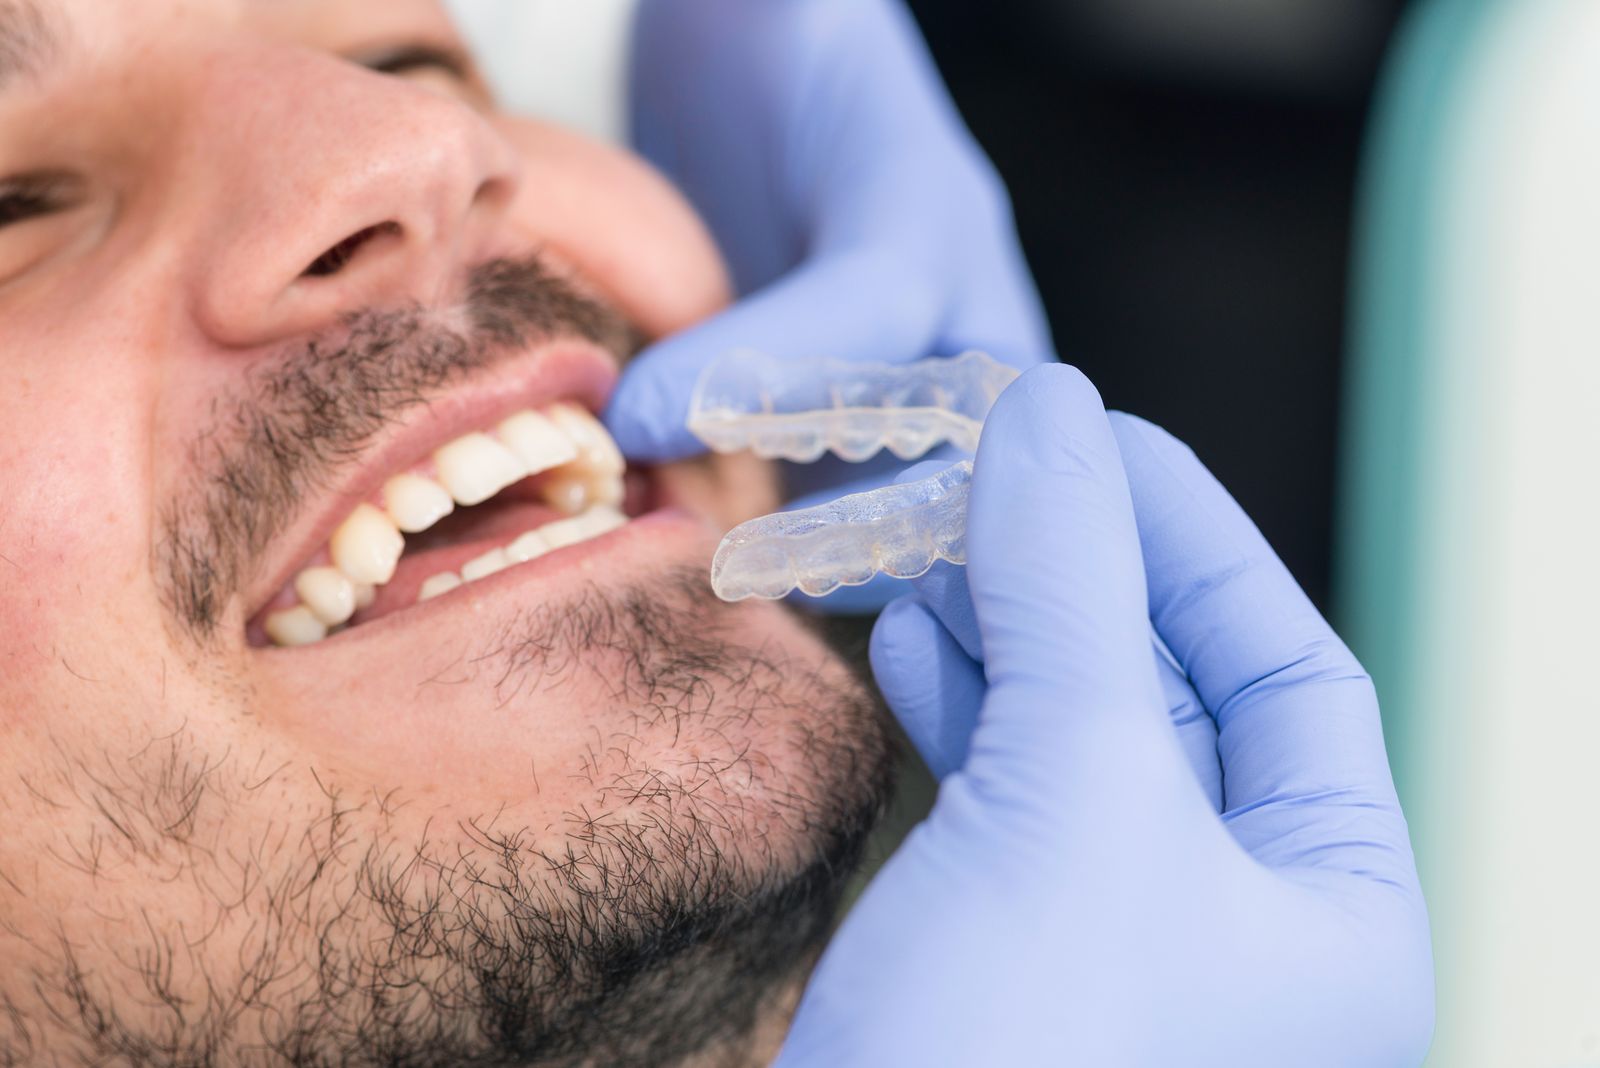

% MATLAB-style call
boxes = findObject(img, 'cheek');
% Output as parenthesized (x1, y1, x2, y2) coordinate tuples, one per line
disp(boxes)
(491, 118, 733, 339)
(0, 322, 159, 688)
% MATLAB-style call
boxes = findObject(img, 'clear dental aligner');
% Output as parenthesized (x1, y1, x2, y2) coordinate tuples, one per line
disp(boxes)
(689, 349, 1018, 461)
(690, 349, 1019, 603)
(710, 461, 972, 601)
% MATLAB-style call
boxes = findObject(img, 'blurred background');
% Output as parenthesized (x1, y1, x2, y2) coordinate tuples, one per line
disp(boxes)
(452, 1, 1600, 1063)
(910, 6, 1600, 1065)
(907, 0, 1406, 613)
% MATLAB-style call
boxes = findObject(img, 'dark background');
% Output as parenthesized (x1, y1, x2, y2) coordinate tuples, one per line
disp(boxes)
(904, 0, 1412, 611)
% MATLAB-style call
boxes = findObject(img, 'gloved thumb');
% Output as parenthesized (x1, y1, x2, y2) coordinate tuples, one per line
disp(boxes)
(958, 365, 1181, 806)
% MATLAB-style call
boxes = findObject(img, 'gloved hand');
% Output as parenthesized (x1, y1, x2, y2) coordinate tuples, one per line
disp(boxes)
(609, 0, 1053, 593)
(779, 365, 1435, 1066)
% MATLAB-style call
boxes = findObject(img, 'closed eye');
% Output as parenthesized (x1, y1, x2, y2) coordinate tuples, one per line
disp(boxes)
(0, 174, 76, 230)
(356, 42, 484, 106)
(361, 44, 473, 82)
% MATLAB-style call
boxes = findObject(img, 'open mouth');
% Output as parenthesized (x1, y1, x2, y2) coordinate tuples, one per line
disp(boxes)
(250, 399, 643, 647)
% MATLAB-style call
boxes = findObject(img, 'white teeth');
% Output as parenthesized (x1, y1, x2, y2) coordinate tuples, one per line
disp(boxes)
(538, 506, 623, 550)
(540, 405, 625, 515)
(330, 504, 405, 585)
(268, 402, 632, 647)
(537, 515, 588, 550)
(461, 547, 511, 582)
(590, 473, 625, 507)
(541, 474, 592, 516)
(512, 505, 624, 558)
(418, 572, 462, 601)
(264, 605, 328, 646)
(542, 470, 624, 515)
(506, 529, 549, 563)
(295, 566, 356, 625)
(588, 506, 627, 534)
(434, 432, 526, 506)
(548, 403, 625, 475)
(383, 473, 455, 533)
(498, 410, 579, 474)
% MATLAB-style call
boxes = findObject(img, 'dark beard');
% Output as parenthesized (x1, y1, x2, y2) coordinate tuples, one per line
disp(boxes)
(17, 570, 896, 1067)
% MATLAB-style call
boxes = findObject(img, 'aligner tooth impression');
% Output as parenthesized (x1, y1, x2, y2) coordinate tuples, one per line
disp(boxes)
(262, 402, 630, 647)
(688, 350, 1015, 602)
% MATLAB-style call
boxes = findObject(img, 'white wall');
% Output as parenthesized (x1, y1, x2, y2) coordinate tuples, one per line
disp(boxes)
(441, 0, 639, 143)
(1349, 2, 1600, 1062)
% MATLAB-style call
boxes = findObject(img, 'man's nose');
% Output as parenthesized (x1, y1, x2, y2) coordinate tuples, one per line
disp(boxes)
(182, 48, 519, 348)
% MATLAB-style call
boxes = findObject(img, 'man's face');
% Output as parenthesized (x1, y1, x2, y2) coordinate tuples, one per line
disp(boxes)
(0, 2, 893, 1063)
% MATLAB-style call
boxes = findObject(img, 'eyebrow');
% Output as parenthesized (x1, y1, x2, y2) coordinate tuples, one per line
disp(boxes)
(0, 0, 56, 90)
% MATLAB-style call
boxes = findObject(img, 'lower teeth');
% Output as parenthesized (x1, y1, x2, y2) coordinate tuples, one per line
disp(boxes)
(265, 504, 627, 645)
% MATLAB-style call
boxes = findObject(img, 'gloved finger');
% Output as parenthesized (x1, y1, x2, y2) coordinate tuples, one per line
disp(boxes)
(606, 249, 947, 463)
(809, 137, 1051, 375)
(908, 560, 981, 661)
(631, 0, 978, 294)
(911, 555, 1222, 807)
(869, 595, 984, 779)
(957, 365, 1194, 803)
(889, 454, 1223, 805)
(907, 541, 1223, 806)
(1154, 639, 1223, 812)
(1107, 413, 1414, 876)
(622, 0, 1052, 465)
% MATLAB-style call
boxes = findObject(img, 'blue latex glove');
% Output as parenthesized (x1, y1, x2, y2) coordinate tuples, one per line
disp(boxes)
(611, 0, 1053, 611)
(779, 365, 1435, 1066)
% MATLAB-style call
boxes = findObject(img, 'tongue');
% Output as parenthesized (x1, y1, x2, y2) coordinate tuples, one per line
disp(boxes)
(353, 497, 567, 626)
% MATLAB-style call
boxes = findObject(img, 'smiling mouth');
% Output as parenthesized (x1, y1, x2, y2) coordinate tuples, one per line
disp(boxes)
(251, 399, 639, 647)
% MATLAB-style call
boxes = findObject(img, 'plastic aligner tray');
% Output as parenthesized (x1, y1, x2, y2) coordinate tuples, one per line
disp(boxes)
(690, 351, 1016, 602)
(689, 349, 1017, 462)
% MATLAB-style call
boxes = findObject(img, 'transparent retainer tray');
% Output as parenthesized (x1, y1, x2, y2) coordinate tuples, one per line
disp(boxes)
(688, 349, 1017, 462)
(710, 461, 972, 601)
(689, 351, 1016, 602)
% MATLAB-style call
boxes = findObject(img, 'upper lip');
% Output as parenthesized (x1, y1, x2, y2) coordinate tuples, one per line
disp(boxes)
(239, 336, 622, 628)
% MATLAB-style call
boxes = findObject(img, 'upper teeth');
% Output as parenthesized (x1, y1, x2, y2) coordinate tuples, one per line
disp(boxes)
(432, 432, 525, 507)
(497, 409, 579, 472)
(382, 473, 455, 533)
(294, 565, 358, 626)
(330, 504, 405, 586)
(264, 402, 628, 646)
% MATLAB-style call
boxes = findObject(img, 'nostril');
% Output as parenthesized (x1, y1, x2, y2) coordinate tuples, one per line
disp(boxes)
(301, 221, 403, 278)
